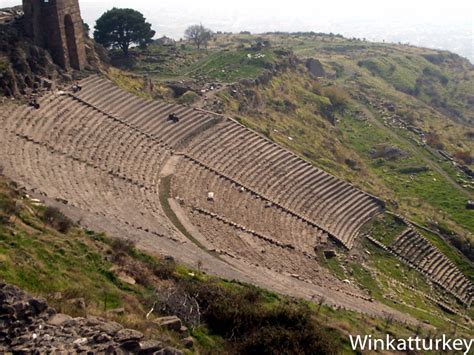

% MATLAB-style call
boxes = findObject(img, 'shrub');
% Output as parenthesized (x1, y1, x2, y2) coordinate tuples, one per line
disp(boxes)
(110, 238, 136, 256)
(251, 90, 263, 108)
(42, 206, 73, 233)
(177, 91, 199, 105)
(270, 98, 296, 113)
(396, 108, 419, 125)
(322, 86, 348, 109)
(311, 81, 322, 95)
(398, 166, 430, 174)
(241, 316, 339, 354)
(454, 151, 473, 165)
(0, 215, 12, 225)
(426, 132, 444, 149)
(154, 283, 201, 326)
(152, 257, 176, 279)
(344, 158, 359, 170)
(176, 279, 340, 353)
(370, 145, 407, 160)
(0, 197, 19, 216)
(422, 66, 449, 85)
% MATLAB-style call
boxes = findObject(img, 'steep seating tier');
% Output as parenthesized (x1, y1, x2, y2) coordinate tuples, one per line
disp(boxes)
(0, 131, 167, 236)
(172, 157, 328, 256)
(390, 229, 473, 306)
(182, 120, 383, 248)
(76, 76, 384, 248)
(74, 77, 222, 149)
(1, 75, 471, 313)
(181, 198, 369, 301)
(0, 97, 175, 242)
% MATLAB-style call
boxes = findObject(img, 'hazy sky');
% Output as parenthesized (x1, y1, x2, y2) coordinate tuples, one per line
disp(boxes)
(1, 0, 473, 60)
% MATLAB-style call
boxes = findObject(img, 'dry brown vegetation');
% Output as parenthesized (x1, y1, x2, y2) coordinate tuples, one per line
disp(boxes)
(454, 150, 473, 165)
(322, 85, 349, 109)
(426, 132, 444, 149)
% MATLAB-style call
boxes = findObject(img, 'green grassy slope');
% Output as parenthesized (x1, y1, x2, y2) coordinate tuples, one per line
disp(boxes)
(214, 67, 473, 234)
(115, 43, 276, 83)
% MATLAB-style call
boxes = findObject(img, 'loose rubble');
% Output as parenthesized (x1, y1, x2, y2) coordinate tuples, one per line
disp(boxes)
(0, 283, 183, 354)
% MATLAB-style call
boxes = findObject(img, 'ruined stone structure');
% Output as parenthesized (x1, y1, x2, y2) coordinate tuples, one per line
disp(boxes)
(22, 0, 87, 70)
(0, 283, 174, 353)
(0, 76, 471, 312)
(390, 228, 473, 306)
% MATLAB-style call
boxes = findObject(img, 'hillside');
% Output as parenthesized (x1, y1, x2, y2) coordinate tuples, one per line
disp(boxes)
(115, 33, 473, 258)
(1, 20, 473, 353)
(1, 174, 444, 353)
(101, 32, 474, 329)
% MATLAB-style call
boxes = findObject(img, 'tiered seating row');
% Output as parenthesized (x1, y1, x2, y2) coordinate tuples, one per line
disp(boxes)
(1, 95, 169, 189)
(183, 199, 371, 302)
(75, 76, 222, 150)
(186, 119, 383, 248)
(0, 101, 175, 242)
(174, 155, 330, 253)
(193, 206, 296, 250)
(390, 229, 473, 306)
(77, 76, 383, 248)
(0, 131, 167, 237)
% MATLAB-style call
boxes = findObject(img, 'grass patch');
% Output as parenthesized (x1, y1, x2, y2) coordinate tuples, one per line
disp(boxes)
(341, 112, 474, 232)
(319, 253, 347, 280)
(366, 213, 407, 245)
(158, 175, 209, 252)
(184, 49, 276, 82)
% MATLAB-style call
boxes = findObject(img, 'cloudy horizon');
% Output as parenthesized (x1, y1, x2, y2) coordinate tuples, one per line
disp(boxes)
(1, 0, 472, 61)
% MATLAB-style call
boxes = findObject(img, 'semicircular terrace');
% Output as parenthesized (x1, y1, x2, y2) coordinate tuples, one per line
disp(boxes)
(71, 75, 385, 250)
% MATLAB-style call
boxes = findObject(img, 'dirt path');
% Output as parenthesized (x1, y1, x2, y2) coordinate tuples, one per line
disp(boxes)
(25, 184, 417, 325)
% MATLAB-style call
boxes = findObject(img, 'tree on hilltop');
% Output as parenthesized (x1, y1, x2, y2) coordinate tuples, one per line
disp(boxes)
(185, 24, 213, 49)
(94, 8, 155, 55)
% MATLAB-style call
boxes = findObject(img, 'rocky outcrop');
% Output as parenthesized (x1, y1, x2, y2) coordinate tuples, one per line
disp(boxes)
(0, 283, 182, 354)
(156, 316, 182, 331)
(306, 58, 325, 78)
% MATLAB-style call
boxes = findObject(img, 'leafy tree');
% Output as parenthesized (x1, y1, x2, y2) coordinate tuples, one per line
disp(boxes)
(94, 8, 155, 55)
(184, 24, 213, 49)
(83, 21, 90, 37)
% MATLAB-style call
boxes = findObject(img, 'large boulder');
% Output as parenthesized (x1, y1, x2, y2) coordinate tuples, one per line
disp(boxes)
(306, 58, 325, 77)
(99, 320, 123, 335)
(181, 336, 194, 348)
(114, 328, 144, 342)
(47, 313, 73, 326)
(155, 346, 184, 355)
(139, 339, 163, 354)
(27, 297, 48, 315)
(156, 315, 182, 331)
